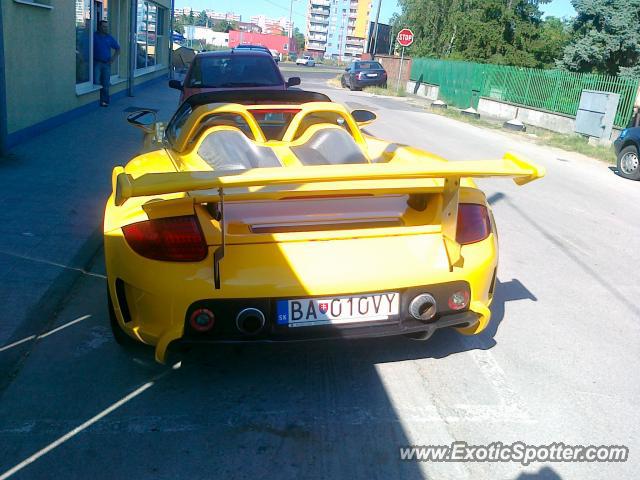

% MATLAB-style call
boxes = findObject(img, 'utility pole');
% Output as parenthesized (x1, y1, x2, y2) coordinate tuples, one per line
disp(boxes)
(288, 0, 295, 60)
(288, 0, 294, 38)
(370, 0, 382, 58)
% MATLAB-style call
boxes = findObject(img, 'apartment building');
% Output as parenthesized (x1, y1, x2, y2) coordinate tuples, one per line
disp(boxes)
(174, 8, 241, 22)
(250, 15, 292, 36)
(306, 0, 371, 60)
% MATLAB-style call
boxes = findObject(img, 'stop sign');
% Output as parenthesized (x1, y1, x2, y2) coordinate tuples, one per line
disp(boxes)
(396, 28, 414, 48)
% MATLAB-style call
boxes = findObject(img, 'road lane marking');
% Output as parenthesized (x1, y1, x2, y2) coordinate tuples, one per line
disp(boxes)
(0, 336, 36, 353)
(0, 315, 91, 353)
(0, 362, 181, 480)
(457, 349, 532, 423)
(38, 315, 91, 339)
(0, 250, 106, 279)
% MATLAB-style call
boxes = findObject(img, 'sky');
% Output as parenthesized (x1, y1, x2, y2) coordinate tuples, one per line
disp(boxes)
(174, 0, 577, 28)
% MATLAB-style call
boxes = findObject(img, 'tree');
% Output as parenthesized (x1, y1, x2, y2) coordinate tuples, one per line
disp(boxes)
(293, 27, 305, 51)
(393, 0, 554, 67)
(530, 17, 572, 68)
(173, 14, 188, 34)
(559, 0, 640, 76)
(213, 20, 239, 33)
(196, 10, 209, 27)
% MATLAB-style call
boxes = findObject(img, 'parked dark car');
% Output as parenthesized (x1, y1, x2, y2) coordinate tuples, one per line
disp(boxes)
(169, 49, 300, 103)
(341, 61, 387, 91)
(614, 127, 640, 180)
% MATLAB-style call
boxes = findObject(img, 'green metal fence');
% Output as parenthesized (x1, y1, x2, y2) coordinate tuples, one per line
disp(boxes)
(410, 58, 639, 127)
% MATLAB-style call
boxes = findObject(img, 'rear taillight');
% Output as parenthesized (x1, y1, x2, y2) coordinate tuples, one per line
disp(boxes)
(122, 216, 208, 262)
(357, 72, 365, 80)
(456, 204, 491, 245)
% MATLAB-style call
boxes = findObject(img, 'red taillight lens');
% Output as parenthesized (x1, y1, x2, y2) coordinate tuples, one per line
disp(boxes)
(122, 216, 208, 262)
(456, 204, 492, 245)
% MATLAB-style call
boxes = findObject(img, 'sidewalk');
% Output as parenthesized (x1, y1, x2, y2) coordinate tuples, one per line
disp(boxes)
(0, 80, 179, 373)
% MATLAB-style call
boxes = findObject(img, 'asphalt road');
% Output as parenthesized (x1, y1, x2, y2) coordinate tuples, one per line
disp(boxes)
(1, 69, 639, 480)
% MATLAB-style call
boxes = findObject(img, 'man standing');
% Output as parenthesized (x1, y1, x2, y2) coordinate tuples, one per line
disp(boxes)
(94, 20, 120, 107)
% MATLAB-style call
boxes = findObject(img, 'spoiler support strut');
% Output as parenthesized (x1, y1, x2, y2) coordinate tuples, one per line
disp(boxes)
(213, 187, 225, 289)
(441, 177, 463, 271)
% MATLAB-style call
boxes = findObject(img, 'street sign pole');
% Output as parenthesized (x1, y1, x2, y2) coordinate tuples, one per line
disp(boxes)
(395, 28, 414, 92)
(396, 46, 405, 91)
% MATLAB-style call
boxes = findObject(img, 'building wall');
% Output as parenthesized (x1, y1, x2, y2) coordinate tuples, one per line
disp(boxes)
(376, 54, 412, 87)
(313, 0, 371, 60)
(354, 0, 370, 38)
(184, 26, 229, 47)
(228, 30, 297, 55)
(1, 0, 170, 144)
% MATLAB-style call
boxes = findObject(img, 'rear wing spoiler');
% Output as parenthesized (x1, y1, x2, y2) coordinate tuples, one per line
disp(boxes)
(114, 153, 544, 206)
(112, 153, 544, 283)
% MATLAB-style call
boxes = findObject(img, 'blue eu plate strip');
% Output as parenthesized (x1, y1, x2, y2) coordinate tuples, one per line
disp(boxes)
(276, 300, 289, 325)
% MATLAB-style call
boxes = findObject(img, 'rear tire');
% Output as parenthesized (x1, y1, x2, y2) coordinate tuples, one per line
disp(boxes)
(617, 145, 640, 180)
(341, 76, 347, 88)
(108, 288, 139, 347)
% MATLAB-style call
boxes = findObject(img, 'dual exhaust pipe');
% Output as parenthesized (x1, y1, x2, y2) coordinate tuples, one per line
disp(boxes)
(200, 291, 458, 337)
(237, 296, 436, 336)
(236, 308, 266, 335)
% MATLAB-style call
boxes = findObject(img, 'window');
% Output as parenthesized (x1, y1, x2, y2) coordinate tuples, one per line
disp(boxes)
(15, 0, 52, 9)
(75, 0, 119, 88)
(186, 55, 282, 89)
(75, 0, 91, 85)
(355, 62, 384, 70)
(136, 1, 167, 71)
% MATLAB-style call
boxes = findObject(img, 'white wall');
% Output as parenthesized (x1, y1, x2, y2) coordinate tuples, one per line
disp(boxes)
(184, 26, 229, 46)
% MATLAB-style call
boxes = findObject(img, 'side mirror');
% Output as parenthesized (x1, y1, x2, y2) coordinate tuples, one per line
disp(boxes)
(169, 79, 183, 91)
(286, 77, 301, 87)
(345, 67, 350, 72)
(126, 109, 163, 150)
(351, 109, 377, 126)
(127, 109, 157, 128)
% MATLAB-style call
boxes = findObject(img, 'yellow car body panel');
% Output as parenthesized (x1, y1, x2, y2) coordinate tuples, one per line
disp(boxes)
(105, 99, 544, 363)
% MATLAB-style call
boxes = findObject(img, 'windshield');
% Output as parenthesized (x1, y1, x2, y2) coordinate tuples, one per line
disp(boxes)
(355, 62, 384, 70)
(187, 55, 283, 88)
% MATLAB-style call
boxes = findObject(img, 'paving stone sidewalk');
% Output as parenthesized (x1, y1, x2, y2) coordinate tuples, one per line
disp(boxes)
(0, 80, 179, 371)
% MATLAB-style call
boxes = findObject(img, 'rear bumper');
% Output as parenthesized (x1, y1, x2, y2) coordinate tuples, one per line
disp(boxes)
(105, 227, 498, 363)
(353, 77, 387, 88)
(179, 310, 480, 346)
(168, 280, 491, 358)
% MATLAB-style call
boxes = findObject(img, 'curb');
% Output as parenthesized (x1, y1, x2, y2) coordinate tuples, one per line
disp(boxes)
(0, 226, 104, 395)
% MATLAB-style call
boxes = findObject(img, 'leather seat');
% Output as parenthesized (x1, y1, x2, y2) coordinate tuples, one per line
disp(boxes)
(291, 127, 368, 165)
(197, 129, 282, 170)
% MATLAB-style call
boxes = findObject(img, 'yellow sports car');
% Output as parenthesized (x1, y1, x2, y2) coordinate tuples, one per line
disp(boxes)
(105, 90, 544, 363)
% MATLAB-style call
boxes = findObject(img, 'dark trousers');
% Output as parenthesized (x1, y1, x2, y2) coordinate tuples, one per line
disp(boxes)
(94, 61, 111, 104)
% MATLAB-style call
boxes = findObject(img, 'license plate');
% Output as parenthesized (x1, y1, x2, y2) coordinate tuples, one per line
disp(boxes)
(366, 73, 378, 77)
(276, 292, 399, 328)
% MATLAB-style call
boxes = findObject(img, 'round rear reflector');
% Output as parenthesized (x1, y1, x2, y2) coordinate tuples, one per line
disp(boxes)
(189, 308, 216, 332)
(448, 290, 470, 310)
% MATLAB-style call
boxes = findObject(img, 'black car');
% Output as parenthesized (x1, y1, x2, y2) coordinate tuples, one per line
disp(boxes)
(341, 61, 388, 91)
(614, 127, 640, 180)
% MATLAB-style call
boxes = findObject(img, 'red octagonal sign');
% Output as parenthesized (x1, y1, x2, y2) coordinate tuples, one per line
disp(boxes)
(397, 28, 414, 47)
